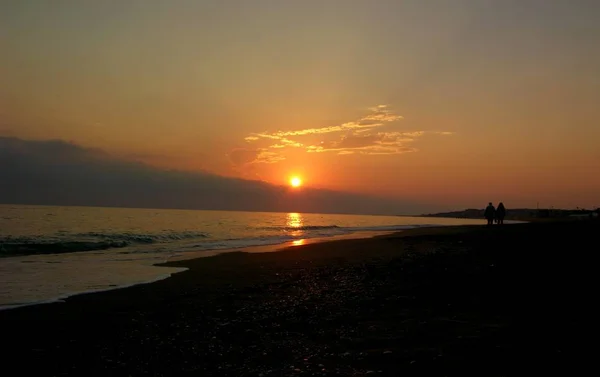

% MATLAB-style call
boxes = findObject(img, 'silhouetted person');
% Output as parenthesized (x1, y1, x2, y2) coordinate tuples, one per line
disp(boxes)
(496, 202, 506, 224)
(484, 202, 495, 225)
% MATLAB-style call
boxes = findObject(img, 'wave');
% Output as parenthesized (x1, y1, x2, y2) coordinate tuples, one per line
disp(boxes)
(175, 224, 434, 252)
(0, 231, 210, 257)
(258, 225, 340, 231)
(1, 224, 439, 257)
(258, 224, 436, 233)
(0, 240, 131, 256)
(178, 235, 299, 251)
(74, 231, 209, 243)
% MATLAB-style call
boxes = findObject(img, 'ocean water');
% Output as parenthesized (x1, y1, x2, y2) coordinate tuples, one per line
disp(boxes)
(0, 204, 483, 310)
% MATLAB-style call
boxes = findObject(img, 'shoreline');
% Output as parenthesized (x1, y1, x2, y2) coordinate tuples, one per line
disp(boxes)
(1, 220, 592, 375)
(0, 223, 516, 314)
(1, 223, 489, 313)
(0, 224, 476, 311)
(166, 229, 399, 261)
(0, 229, 395, 312)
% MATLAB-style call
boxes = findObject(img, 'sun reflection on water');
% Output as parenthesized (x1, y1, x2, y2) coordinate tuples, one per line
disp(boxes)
(286, 212, 304, 237)
(286, 212, 303, 228)
(291, 239, 305, 246)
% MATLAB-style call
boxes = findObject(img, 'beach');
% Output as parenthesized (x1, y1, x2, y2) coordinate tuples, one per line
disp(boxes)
(0, 205, 483, 309)
(0, 219, 594, 376)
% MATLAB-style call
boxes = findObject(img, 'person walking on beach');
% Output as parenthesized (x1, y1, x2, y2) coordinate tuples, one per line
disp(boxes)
(496, 202, 506, 224)
(484, 202, 496, 225)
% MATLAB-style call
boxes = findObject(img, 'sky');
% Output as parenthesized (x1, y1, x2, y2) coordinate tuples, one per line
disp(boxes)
(1, 0, 599, 212)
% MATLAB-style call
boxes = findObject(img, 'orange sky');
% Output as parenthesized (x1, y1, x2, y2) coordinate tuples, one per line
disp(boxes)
(2, 1, 599, 210)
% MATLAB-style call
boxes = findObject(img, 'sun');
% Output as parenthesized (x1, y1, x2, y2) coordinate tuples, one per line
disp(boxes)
(290, 176, 302, 188)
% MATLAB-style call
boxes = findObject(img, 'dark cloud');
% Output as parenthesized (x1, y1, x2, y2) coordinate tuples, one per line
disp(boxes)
(0, 137, 431, 215)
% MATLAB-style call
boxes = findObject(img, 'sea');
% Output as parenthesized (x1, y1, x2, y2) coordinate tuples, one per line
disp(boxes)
(0, 204, 483, 310)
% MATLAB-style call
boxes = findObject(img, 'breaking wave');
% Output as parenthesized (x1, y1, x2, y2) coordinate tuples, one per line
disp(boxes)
(0, 240, 131, 256)
(259, 225, 340, 232)
(75, 231, 209, 243)
(0, 231, 209, 257)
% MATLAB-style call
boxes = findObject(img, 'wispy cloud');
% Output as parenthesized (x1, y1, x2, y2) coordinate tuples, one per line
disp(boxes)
(261, 105, 403, 138)
(238, 104, 452, 159)
(245, 133, 303, 148)
(255, 150, 286, 164)
(228, 148, 285, 167)
(306, 132, 419, 155)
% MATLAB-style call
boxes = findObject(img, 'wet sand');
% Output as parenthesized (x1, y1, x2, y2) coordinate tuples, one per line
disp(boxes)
(0, 220, 595, 376)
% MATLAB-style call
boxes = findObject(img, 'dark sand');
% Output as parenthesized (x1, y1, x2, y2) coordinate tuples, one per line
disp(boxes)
(0, 220, 595, 376)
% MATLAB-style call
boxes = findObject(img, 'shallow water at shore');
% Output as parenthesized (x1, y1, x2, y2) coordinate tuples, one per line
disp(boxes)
(0, 205, 484, 309)
(0, 231, 395, 310)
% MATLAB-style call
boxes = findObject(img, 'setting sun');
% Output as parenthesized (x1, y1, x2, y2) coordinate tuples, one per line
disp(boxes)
(290, 177, 302, 188)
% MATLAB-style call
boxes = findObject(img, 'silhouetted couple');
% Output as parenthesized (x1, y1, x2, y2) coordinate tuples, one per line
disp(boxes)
(485, 202, 506, 225)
